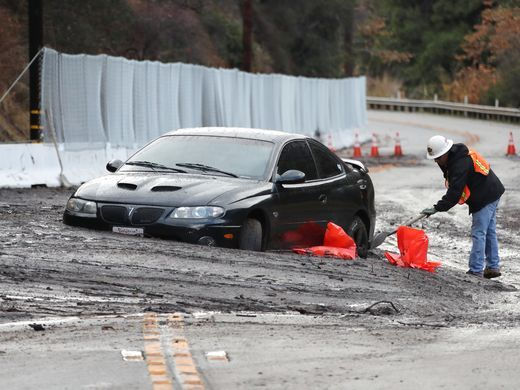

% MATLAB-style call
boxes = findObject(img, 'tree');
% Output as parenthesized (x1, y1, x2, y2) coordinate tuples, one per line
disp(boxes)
(446, 1, 520, 106)
(361, 0, 484, 98)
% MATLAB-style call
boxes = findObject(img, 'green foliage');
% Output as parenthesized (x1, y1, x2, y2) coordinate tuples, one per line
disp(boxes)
(44, 0, 136, 56)
(485, 58, 520, 107)
(1, 0, 518, 108)
(372, 0, 484, 97)
(202, 10, 243, 68)
(255, 0, 355, 77)
(0, 0, 26, 14)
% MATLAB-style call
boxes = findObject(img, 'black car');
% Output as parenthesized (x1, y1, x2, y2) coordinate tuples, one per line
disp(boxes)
(64, 127, 375, 257)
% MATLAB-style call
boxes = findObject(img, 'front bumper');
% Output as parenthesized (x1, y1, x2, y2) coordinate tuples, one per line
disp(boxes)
(63, 207, 242, 249)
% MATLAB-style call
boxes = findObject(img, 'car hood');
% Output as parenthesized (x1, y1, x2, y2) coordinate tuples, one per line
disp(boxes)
(73, 172, 271, 207)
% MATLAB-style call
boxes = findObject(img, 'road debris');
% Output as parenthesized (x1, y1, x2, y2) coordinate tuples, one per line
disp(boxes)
(28, 323, 45, 331)
(121, 350, 144, 361)
(206, 351, 229, 362)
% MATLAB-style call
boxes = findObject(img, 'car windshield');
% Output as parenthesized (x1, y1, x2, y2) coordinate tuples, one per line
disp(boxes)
(121, 135, 275, 180)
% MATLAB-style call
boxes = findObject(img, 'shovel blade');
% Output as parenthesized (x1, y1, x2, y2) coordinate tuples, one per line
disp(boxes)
(370, 214, 427, 250)
(371, 231, 390, 249)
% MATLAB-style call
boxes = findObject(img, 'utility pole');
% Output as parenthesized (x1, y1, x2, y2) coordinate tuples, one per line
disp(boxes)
(29, 0, 43, 141)
(242, 0, 253, 72)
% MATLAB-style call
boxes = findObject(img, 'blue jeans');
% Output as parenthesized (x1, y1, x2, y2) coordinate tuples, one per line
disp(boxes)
(469, 199, 500, 273)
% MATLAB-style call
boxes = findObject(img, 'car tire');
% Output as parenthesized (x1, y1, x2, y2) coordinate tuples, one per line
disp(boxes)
(239, 218, 263, 251)
(347, 216, 369, 258)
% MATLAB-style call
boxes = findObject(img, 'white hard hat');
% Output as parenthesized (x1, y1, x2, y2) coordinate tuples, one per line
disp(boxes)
(426, 135, 453, 159)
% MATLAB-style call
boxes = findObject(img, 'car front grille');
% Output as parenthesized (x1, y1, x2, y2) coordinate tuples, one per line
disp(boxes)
(101, 205, 128, 224)
(131, 207, 164, 225)
(101, 205, 165, 225)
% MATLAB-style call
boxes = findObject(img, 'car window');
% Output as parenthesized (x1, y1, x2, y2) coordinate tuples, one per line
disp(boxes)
(309, 141, 344, 179)
(121, 135, 274, 180)
(277, 141, 318, 180)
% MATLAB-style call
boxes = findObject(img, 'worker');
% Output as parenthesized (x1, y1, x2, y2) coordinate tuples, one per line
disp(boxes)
(421, 135, 505, 278)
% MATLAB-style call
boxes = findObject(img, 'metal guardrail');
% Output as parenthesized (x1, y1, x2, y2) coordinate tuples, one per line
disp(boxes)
(367, 96, 520, 123)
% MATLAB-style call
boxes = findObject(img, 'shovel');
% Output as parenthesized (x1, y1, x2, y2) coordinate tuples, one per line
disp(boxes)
(370, 214, 427, 249)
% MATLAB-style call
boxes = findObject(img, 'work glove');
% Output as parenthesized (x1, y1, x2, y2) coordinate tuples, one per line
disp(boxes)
(421, 207, 437, 217)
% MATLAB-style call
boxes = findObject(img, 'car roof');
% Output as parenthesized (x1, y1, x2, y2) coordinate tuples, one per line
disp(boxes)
(163, 127, 308, 144)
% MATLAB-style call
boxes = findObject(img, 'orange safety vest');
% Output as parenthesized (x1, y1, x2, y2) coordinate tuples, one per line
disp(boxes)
(445, 149, 490, 204)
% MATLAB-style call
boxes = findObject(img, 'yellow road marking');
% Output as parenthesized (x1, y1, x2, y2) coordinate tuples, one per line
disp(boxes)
(168, 313, 206, 390)
(142, 313, 207, 389)
(143, 313, 174, 390)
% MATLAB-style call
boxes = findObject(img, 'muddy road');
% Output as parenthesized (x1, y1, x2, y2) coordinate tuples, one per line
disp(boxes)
(1, 111, 520, 389)
(0, 186, 517, 325)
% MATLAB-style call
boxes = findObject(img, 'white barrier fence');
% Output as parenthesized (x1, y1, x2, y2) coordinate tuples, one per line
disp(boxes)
(0, 143, 136, 188)
(1, 48, 367, 188)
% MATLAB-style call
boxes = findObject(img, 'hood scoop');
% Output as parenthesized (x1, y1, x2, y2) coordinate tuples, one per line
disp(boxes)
(151, 185, 182, 192)
(117, 182, 138, 190)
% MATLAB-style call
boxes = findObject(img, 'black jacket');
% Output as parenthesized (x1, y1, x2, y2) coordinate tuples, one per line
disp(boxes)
(434, 143, 505, 214)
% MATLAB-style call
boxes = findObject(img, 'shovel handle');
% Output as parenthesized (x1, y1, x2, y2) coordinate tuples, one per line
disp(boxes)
(404, 213, 428, 226)
(388, 214, 427, 235)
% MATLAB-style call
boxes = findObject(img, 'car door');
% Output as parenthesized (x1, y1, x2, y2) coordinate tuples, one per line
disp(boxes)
(308, 140, 360, 231)
(270, 140, 327, 249)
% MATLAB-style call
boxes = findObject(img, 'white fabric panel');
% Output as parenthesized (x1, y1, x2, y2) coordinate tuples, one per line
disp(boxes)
(201, 67, 219, 126)
(167, 63, 182, 132)
(40, 49, 62, 143)
(280, 74, 296, 133)
(103, 56, 135, 147)
(249, 74, 265, 129)
(56, 54, 103, 149)
(316, 79, 330, 135)
(144, 61, 160, 141)
(215, 68, 234, 126)
(40, 48, 367, 151)
(178, 64, 203, 129)
(132, 61, 148, 145)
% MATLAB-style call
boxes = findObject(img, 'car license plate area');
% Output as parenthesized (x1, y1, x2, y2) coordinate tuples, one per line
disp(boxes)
(112, 226, 144, 237)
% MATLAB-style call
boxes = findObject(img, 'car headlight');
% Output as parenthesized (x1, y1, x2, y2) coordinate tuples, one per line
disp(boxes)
(66, 198, 97, 217)
(169, 206, 225, 219)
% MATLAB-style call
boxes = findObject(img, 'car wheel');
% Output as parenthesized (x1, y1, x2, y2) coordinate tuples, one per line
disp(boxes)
(347, 216, 368, 258)
(239, 218, 263, 251)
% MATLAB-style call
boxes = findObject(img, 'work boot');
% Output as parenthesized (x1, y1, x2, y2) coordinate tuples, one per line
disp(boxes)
(466, 270, 483, 278)
(484, 268, 501, 279)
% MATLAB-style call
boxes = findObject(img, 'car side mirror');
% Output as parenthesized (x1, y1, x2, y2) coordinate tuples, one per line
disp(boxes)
(106, 159, 123, 173)
(276, 170, 306, 185)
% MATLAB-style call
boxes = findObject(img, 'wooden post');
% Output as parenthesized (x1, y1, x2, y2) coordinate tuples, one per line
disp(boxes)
(29, 0, 43, 141)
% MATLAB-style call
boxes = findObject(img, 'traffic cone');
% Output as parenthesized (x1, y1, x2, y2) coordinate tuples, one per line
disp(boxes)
(370, 133, 379, 157)
(394, 131, 403, 157)
(506, 132, 516, 156)
(353, 132, 362, 157)
(327, 132, 336, 153)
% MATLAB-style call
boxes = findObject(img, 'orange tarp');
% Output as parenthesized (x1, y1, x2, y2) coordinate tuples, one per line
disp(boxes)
(292, 222, 357, 260)
(384, 226, 441, 273)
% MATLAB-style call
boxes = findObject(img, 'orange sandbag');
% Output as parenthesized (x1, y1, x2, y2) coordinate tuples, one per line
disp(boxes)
(384, 226, 441, 272)
(293, 246, 356, 260)
(324, 222, 356, 248)
(292, 222, 357, 260)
